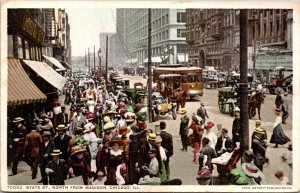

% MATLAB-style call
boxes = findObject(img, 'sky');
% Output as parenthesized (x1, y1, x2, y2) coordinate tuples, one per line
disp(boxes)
(66, 8, 116, 56)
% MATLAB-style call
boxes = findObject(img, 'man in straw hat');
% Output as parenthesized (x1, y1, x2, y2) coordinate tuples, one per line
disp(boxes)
(38, 131, 55, 185)
(54, 124, 72, 163)
(251, 127, 268, 174)
(45, 149, 68, 185)
(10, 117, 27, 176)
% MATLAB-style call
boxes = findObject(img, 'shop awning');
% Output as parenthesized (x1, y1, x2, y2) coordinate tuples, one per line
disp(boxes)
(7, 58, 47, 106)
(23, 60, 66, 90)
(43, 55, 66, 70)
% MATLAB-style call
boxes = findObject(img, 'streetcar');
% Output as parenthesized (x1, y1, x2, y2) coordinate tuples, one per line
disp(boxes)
(153, 64, 204, 98)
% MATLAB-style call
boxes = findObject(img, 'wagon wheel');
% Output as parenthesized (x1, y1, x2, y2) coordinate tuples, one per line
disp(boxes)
(249, 106, 256, 119)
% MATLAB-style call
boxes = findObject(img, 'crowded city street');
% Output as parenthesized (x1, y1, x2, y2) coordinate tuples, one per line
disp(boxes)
(3, 6, 296, 190)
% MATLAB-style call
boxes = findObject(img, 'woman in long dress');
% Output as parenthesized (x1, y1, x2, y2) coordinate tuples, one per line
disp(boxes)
(270, 108, 290, 148)
(104, 139, 125, 185)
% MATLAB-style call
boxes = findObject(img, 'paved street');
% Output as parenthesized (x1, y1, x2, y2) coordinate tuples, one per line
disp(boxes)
(7, 72, 293, 185)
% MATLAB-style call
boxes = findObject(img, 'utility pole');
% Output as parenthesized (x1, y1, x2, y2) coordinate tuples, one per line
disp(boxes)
(105, 35, 108, 84)
(88, 48, 90, 73)
(85, 51, 87, 67)
(148, 8, 153, 123)
(240, 9, 249, 151)
(94, 45, 96, 75)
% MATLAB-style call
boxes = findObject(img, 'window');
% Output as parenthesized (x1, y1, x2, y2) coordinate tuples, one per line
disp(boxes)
(277, 19, 280, 33)
(24, 40, 30, 59)
(177, 29, 186, 38)
(17, 36, 23, 59)
(264, 23, 267, 37)
(177, 12, 186, 23)
(166, 30, 169, 39)
(8, 35, 14, 57)
(270, 21, 273, 36)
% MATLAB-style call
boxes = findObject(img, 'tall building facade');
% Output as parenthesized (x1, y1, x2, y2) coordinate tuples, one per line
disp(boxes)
(116, 9, 129, 65)
(99, 32, 115, 66)
(108, 34, 124, 69)
(186, 9, 225, 70)
(186, 9, 293, 73)
(125, 9, 188, 66)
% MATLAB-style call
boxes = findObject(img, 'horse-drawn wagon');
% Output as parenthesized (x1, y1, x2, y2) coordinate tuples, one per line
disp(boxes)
(218, 87, 238, 116)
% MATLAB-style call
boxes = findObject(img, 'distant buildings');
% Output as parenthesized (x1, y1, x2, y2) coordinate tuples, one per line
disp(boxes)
(186, 9, 293, 75)
(116, 8, 188, 67)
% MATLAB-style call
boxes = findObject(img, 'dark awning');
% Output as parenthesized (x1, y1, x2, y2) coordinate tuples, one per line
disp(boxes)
(7, 58, 47, 106)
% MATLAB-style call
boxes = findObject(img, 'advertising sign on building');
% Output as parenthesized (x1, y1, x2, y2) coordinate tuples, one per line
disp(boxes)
(21, 12, 45, 45)
(255, 53, 293, 70)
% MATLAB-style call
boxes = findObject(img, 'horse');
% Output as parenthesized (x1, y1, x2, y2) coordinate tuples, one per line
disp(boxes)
(248, 91, 265, 120)
(171, 88, 190, 111)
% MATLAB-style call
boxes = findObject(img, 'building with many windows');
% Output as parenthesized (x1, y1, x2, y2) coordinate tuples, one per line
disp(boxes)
(123, 8, 188, 67)
(186, 9, 293, 75)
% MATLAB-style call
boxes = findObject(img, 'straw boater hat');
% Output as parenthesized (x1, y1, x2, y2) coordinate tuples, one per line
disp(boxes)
(241, 162, 264, 179)
(178, 107, 187, 115)
(103, 116, 111, 123)
(104, 110, 118, 116)
(75, 127, 84, 132)
(70, 145, 87, 156)
(13, 117, 24, 123)
(255, 120, 261, 125)
(57, 124, 66, 131)
(103, 122, 117, 131)
(124, 112, 136, 123)
(107, 139, 124, 147)
(40, 125, 50, 131)
(51, 149, 62, 156)
(118, 126, 131, 136)
(254, 127, 265, 135)
(147, 133, 157, 141)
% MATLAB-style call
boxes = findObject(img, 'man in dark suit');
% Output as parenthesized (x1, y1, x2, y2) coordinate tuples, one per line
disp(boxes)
(215, 128, 234, 156)
(38, 131, 55, 184)
(60, 106, 69, 126)
(159, 121, 173, 180)
(53, 125, 72, 163)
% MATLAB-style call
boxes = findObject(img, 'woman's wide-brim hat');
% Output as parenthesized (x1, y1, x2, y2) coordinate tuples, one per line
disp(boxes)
(103, 122, 117, 131)
(51, 149, 62, 156)
(204, 121, 215, 129)
(118, 126, 131, 136)
(70, 144, 87, 156)
(241, 162, 264, 179)
(13, 117, 24, 123)
(83, 122, 95, 133)
(104, 110, 118, 116)
(107, 139, 124, 147)
(103, 116, 111, 123)
(124, 112, 136, 122)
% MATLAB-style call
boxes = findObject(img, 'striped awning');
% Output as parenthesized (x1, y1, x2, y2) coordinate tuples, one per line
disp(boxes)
(7, 58, 47, 106)
(23, 59, 66, 90)
(43, 55, 66, 70)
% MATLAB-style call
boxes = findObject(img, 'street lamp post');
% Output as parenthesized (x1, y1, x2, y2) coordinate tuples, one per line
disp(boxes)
(98, 48, 101, 76)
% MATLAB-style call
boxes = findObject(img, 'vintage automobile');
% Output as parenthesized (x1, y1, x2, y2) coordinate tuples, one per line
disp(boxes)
(267, 67, 293, 94)
(152, 91, 177, 122)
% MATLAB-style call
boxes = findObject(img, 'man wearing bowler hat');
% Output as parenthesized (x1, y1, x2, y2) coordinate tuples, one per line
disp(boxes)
(159, 121, 173, 180)
(38, 131, 55, 185)
(215, 128, 234, 156)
